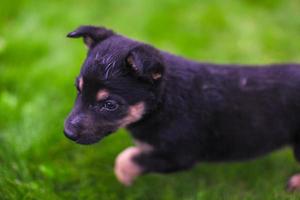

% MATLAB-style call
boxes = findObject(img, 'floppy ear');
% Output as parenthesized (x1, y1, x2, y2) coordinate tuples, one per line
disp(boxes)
(126, 45, 164, 82)
(67, 26, 114, 48)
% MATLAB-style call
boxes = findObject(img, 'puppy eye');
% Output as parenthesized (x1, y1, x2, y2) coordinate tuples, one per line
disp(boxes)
(102, 100, 119, 111)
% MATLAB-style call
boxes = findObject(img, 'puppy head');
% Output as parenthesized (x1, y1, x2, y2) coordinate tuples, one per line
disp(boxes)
(64, 26, 164, 145)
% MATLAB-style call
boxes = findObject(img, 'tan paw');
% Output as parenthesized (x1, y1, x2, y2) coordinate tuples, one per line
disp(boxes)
(287, 174, 300, 192)
(114, 147, 143, 186)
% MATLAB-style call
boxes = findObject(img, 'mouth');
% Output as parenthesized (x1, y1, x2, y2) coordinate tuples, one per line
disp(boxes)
(75, 130, 114, 145)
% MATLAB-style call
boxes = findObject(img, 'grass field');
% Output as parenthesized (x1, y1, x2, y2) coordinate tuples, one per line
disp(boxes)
(1, 0, 300, 199)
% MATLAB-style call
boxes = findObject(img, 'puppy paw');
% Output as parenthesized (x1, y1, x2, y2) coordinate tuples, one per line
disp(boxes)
(114, 147, 143, 186)
(287, 174, 300, 192)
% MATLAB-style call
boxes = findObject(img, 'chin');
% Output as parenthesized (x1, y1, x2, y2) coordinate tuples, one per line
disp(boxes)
(75, 131, 113, 145)
(76, 137, 102, 145)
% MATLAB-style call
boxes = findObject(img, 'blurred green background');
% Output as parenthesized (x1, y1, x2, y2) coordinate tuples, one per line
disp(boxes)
(0, 0, 300, 199)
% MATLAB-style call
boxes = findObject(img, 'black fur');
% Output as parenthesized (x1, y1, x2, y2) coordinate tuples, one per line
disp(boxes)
(64, 26, 300, 176)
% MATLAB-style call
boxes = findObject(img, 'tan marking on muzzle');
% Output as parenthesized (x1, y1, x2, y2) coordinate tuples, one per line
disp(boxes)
(119, 102, 145, 127)
(79, 77, 84, 91)
(96, 89, 109, 101)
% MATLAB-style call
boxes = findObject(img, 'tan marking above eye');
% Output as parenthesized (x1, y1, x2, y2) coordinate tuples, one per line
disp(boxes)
(79, 77, 84, 91)
(119, 102, 145, 127)
(152, 72, 162, 80)
(97, 89, 109, 101)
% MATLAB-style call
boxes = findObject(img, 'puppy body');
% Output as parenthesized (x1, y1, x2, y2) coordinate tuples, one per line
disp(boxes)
(130, 57, 300, 165)
(65, 26, 300, 187)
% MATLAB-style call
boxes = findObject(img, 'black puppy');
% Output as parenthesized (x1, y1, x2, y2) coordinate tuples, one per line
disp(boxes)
(64, 25, 300, 189)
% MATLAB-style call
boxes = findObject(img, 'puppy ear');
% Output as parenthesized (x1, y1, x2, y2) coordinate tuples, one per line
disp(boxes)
(67, 26, 114, 48)
(126, 45, 164, 82)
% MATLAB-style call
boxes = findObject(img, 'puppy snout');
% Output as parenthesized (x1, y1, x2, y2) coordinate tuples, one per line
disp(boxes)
(70, 115, 82, 126)
(64, 127, 79, 141)
(64, 115, 84, 141)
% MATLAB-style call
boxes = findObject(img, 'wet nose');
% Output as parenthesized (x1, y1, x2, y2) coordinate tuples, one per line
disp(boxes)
(64, 114, 84, 141)
(64, 128, 79, 141)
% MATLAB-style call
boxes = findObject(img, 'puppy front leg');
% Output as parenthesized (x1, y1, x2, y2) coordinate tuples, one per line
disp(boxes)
(114, 147, 195, 186)
(114, 146, 143, 186)
(287, 144, 300, 191)
(287, 174, 300, 192)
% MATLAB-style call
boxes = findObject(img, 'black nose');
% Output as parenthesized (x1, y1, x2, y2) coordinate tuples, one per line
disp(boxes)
(64, 128, 79, 141)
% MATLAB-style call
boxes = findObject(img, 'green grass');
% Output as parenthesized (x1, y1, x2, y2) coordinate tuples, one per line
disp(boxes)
(0, 0, 300, 199)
